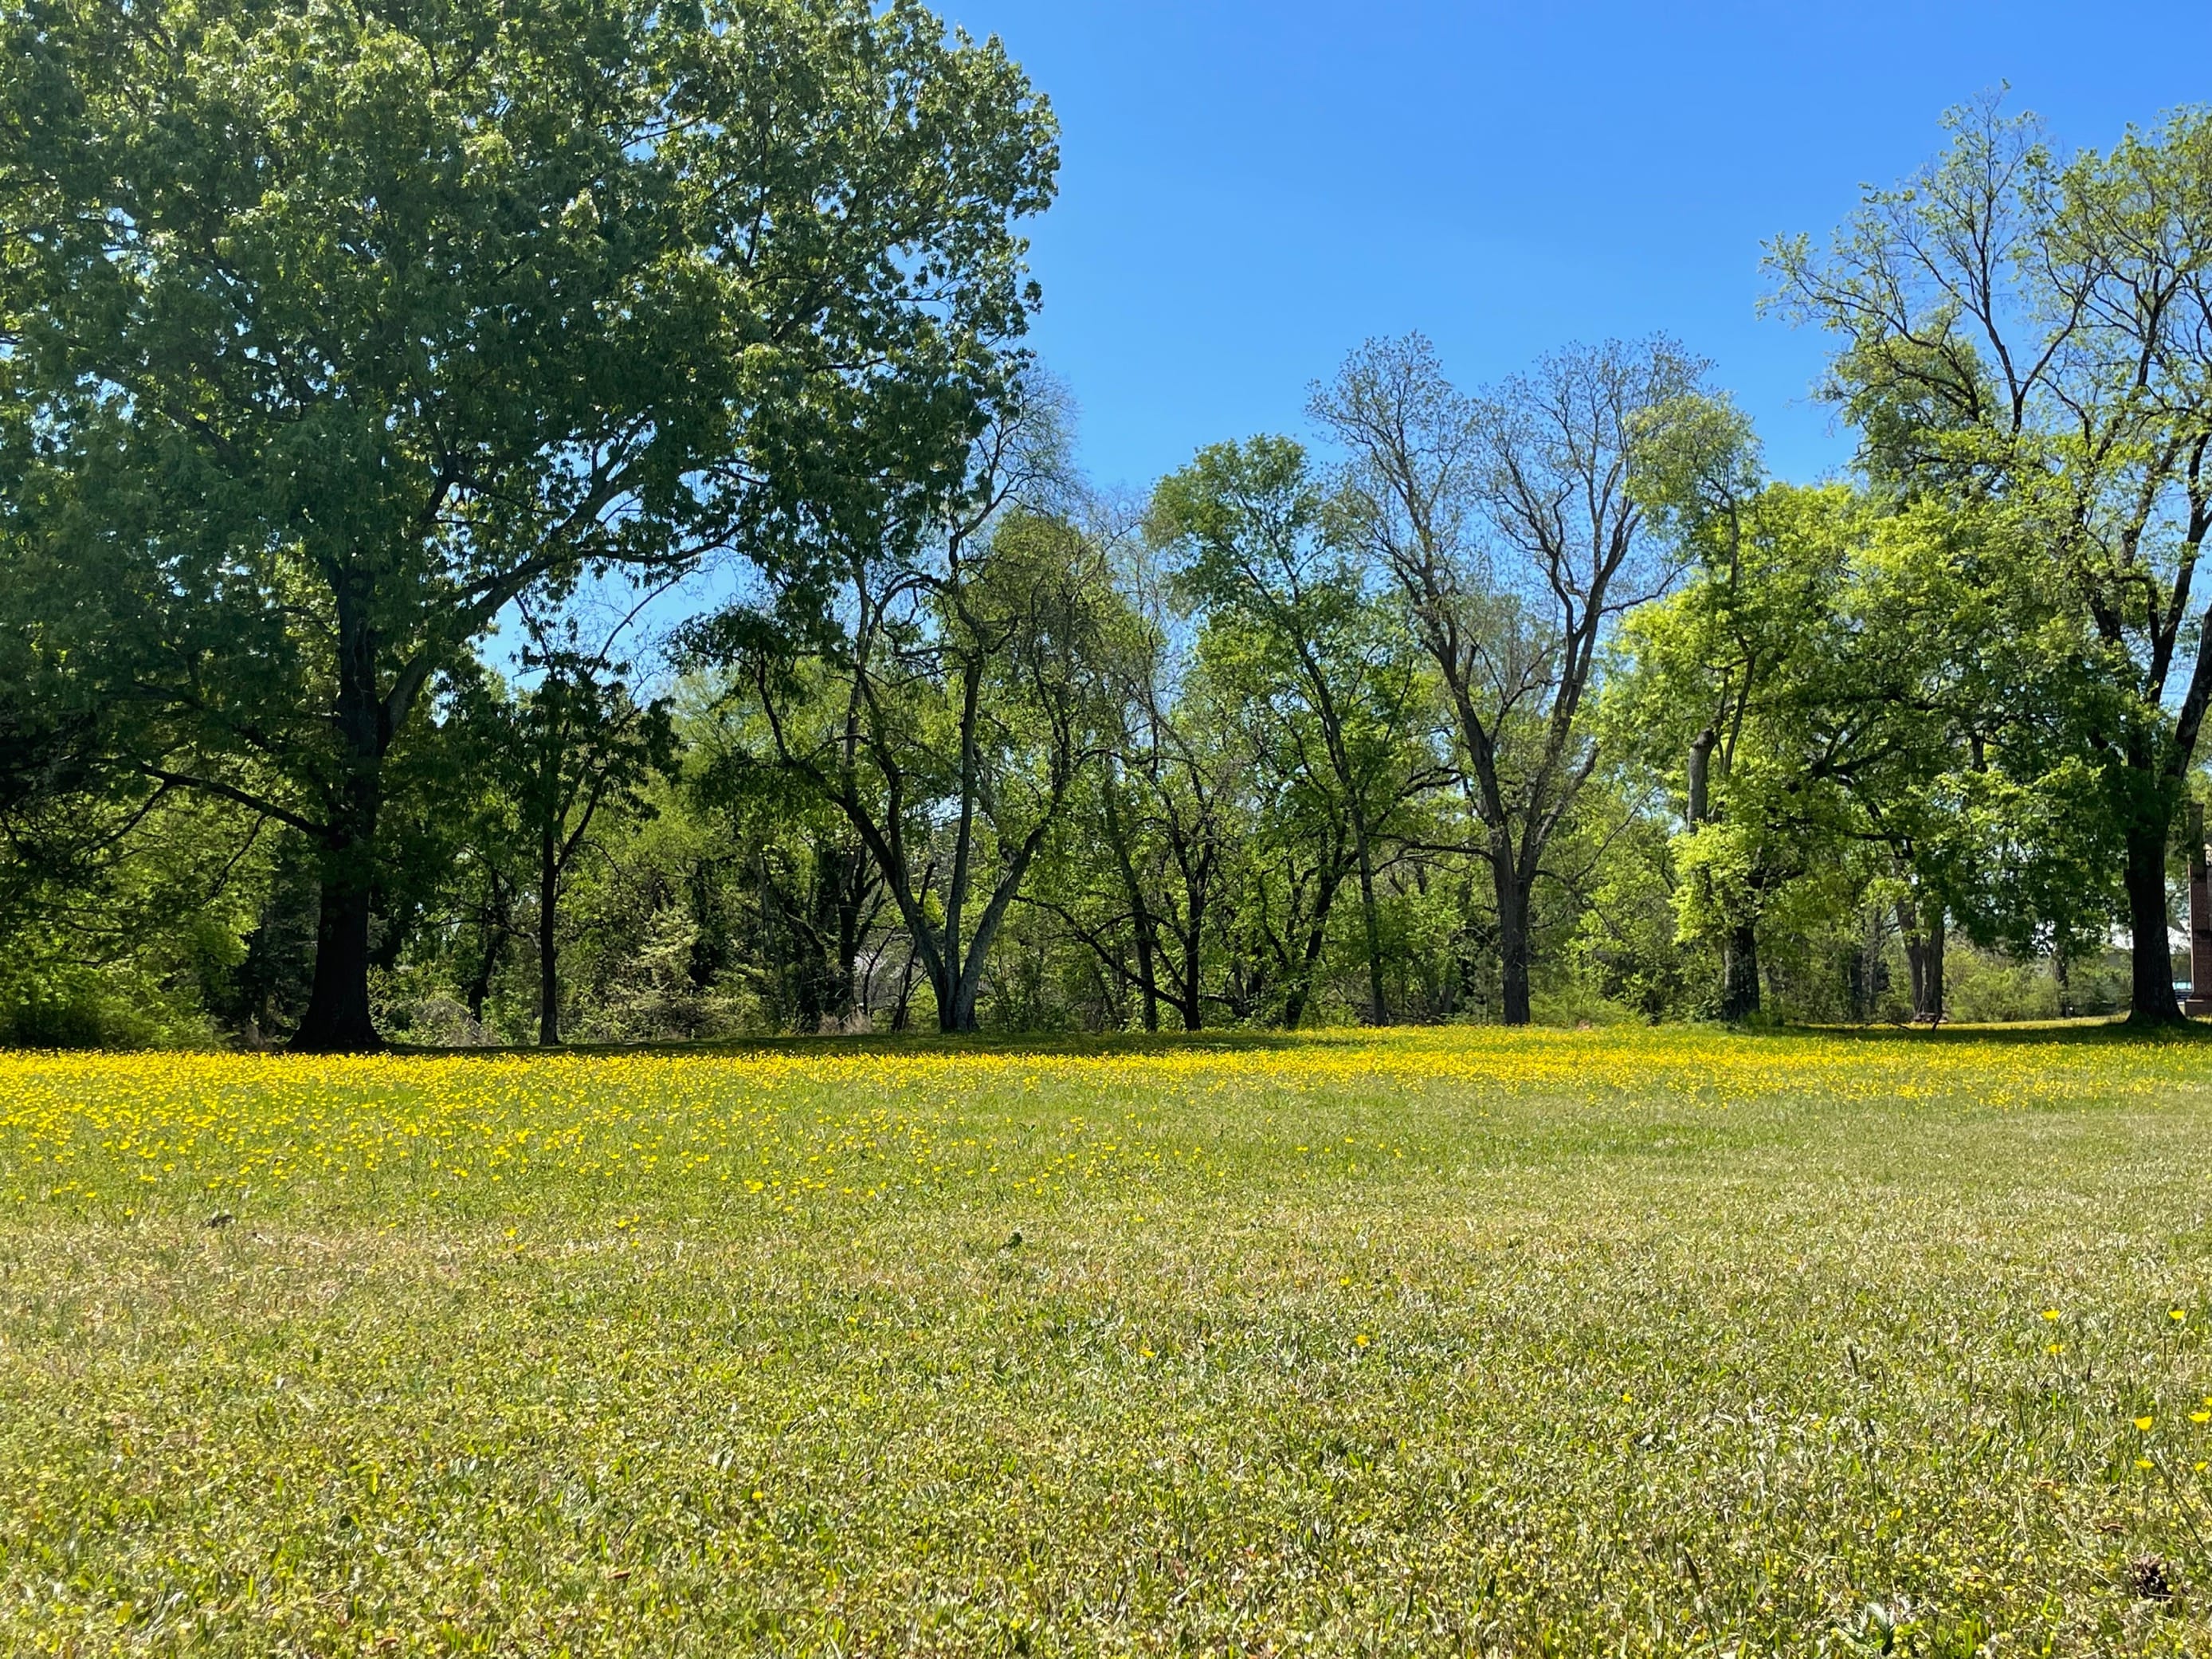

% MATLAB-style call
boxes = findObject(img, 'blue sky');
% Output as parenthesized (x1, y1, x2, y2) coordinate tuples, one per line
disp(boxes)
(937, 1, 2212, 493)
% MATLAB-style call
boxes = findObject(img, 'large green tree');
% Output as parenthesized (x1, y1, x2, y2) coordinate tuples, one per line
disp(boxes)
(1151, 437, 1438, 1027)
(1091, 553, 1242, 1032)
(1620, 410, 2127, 1023)
(1612, 480, 1910, 1019)
(1313, 335, 1709, 1024)
(0, 0, 1054, 1048)
(687, 390, 1120, 1033)
(1771, 97, 2212, 1022)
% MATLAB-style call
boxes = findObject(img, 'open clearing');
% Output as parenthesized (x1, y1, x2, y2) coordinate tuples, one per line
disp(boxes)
(6, 1026, 2212, 1655)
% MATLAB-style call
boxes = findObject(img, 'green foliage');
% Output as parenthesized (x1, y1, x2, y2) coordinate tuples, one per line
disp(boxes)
(1770, 94, 2212, 1022)
(1314, 333, 1720, 1024)
(684, 371, 1127, 1034)
(0, 784, 271, 1047)
(1151, 435, 1439, 1026)
(12, 65, 2206, 1048)
(0, 0, 1057, 1046)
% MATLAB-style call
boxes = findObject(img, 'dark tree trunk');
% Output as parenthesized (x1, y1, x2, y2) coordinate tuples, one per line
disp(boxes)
(538, 825, 561, 1046)
(1278, 935, 1320, 1030)
(1133, 912, 1159, 1033)
(1720, 923, 1760, 1021)
(292, 609, 390, 1053)
(1102, 782, 1159, 1032)
(930, 919, 982, 1034)
(790, 882, 829, 1032)
(1353, 814, 1389, 1026)
(1686, 728, 1715, 827)
(937, 963, 978, 1033)
(800, 849, 842, 1030)
(294, 863, 381, 1051)
(464, 957, 493, 1027)
(1495, 850, 1532, 1027)
(889, 951, 916, 1033)
(294, 756, 383, 1052)
(1278, 874, 1339, 1030)
(1898, 900, 1945, 1024)
(1179, 894, 1206, 1032)
(464, 882, 507, 1027)
(1847, 904, 1885, 1022)
(936, 862, 1034, 1035)
(833, 846, 863, 1026)
(2125, 816, 2183, 1025)
(1925, 912, 1945, 1026)
(1901, 905, 1925, 1013)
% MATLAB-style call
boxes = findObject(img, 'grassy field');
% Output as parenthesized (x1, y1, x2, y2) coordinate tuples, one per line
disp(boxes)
(6, 1026, 2212, 1656)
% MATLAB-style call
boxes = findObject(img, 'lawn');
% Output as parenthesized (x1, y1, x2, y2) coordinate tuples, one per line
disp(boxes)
(5, 1026, 2212, 1655)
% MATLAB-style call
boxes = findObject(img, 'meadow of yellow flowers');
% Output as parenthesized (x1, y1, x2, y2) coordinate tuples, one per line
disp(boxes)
(4, 1024, 2212, 1653)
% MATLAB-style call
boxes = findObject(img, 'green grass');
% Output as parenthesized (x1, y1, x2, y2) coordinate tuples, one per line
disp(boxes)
(6, 1026, 2212, 1654)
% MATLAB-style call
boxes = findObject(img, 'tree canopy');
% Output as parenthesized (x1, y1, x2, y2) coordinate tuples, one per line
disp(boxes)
(1, 0, 1055, 1046)
(5, 53, 2208, 1045)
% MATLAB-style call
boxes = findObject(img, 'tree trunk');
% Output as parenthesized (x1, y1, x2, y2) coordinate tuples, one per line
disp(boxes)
(1494, 853, 1532, 1027)
(790, 880, 829, 1033)
(292, 609, 388, 1053)
(937, 962, 978, 1033)
(294, 862, 381, 1050)
(1897, 900, 1945, 1024)
(1278, 874, 1339, 1030)
(1179, 894, 1206, 1032)
(1686, 728, 1715, 826)
(538, 825, 561, 1046)
(833, 846, 863, 1026)
(1133, 912, 1159, 1032)
(294, 763, 382, 1052)
(1720, 923, 1760, 1021)
(1102, 781, 1159, 1032)
(1353, 813, 1389, 1026)
(1279, 936, 1320, 1030)
(889, 951, 916, 1033)
(936, 660, 985, 1034)
(1132, 911, 1167, 1039)
(465, 901, 504, 1028)
(2125, 815, 2183, 1025)
(464, 959, 492, 1027)
(1925, 911, 1944, 1026)
(928, 929, 980, 1033)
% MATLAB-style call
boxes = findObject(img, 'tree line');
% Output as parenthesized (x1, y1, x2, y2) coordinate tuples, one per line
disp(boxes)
(4, 4, 2210, 1049)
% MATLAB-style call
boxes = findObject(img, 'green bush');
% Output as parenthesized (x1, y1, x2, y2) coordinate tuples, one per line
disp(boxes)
(0, 959, 210, 1049)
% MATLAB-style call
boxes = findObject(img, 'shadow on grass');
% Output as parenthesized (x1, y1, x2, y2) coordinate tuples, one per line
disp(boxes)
(382, 1013, 2212, 1061)
(384, 1027, 1371, 1062)
(1758, 1014, 2212, 1049)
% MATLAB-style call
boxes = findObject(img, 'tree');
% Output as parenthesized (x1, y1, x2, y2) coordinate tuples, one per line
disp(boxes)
(1770, 96, 2212, 1023)
(453, 618, 674, 1047)
(1621, 408, 2125, 1024)
(1610, 476, 1881, 1020)
(1150, 437, 1438, 1026)
(689, 390, 1120, 1033)
(0, 0, 1056, 1048)
(1313, 335, 1707, 1024)
(684, 698, 888, 1033)
(1095, 565, 1242, 1032)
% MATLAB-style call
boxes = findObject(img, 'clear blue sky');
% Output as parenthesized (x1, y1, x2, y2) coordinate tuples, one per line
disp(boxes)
(939, 1, 2212, 493)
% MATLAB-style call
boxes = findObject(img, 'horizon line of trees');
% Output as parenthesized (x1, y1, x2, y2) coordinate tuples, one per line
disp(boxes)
(5, 4, 2211, 1049)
